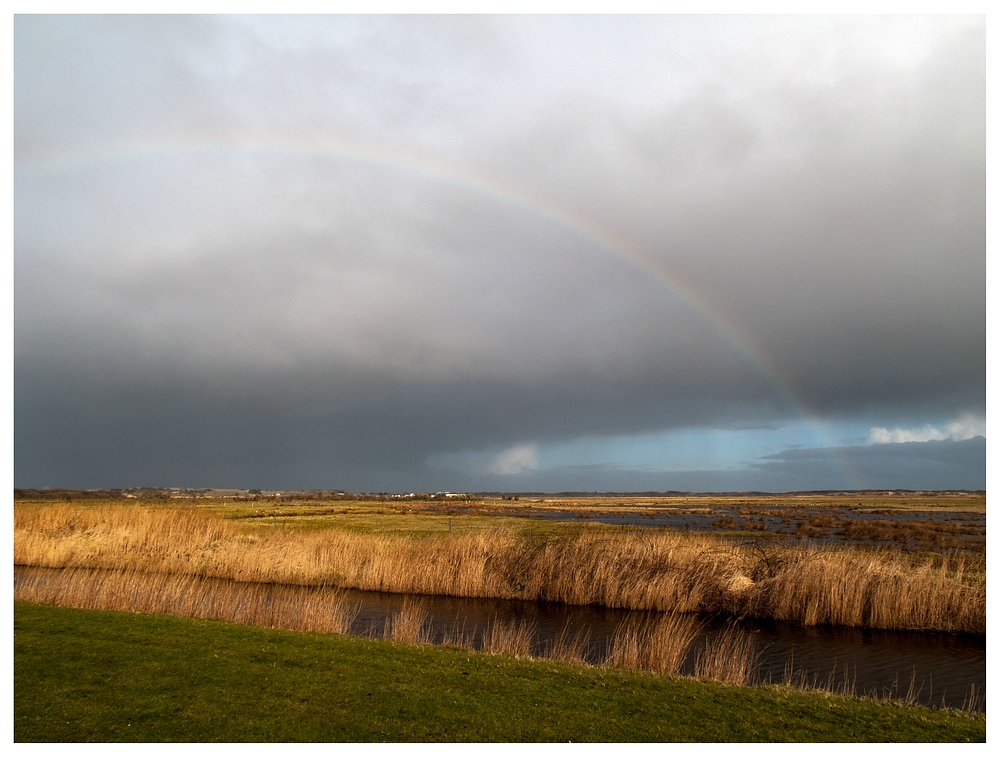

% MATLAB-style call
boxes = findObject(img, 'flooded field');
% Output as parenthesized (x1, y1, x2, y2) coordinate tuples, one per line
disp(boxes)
(516, 505, 986, 551)
(226, 492, 987, 553)
(15, 566, 985, 711)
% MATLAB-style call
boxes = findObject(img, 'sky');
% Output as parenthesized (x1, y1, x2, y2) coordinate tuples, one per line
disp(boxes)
(13, 13, 986, 492)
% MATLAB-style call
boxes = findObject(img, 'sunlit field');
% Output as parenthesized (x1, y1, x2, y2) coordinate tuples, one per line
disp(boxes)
(15, 492, 986, 742)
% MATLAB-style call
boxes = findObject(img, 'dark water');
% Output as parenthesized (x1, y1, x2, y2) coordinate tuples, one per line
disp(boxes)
(16, 567, 984, 711)
(338, 587, 984, 711)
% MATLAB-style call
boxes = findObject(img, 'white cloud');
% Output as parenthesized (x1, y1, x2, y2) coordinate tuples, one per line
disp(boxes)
(869, 413, 985, 444)
(484, 443, 538, 475)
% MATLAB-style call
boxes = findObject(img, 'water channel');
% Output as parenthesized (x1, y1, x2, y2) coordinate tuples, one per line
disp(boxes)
(14, 566, 984, 711)
(340, 587, 985, 711)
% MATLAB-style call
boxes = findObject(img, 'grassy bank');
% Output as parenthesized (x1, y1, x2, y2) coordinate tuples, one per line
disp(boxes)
(14, 602, 985, 742)
(14, 501, 984, 633)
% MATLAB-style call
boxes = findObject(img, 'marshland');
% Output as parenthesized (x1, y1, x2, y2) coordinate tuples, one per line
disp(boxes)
(13, 490, 986, 714)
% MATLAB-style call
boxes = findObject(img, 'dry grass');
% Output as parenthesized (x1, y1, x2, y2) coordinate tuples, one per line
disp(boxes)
(543, 625, 591, 664)
(386, 599, 432, 644)
(605, 613, 702, 675)
(751, 546, 984, 632)
(779, 661, 984, 714)
(13, 502, 985, 633)
(13, 566, 358, 635)
(782, 658, 859, 700)
(439, 620, 476, 649)
(694, 624, 761, 686)
(482, 618, 535, 658)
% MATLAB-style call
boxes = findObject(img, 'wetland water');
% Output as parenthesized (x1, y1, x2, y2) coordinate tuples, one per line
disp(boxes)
(436, 504, 986, 550)
(15, 566, 984, 711)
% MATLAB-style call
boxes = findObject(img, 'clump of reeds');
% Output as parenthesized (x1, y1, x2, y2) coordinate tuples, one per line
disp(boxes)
(439, 620, 475, 650)
(13, 566, 358, 635)
(385, 599, 432, 644)
(543, 625, 591, 664)
(753, 547, 985, 633)
(782, 657, 858, 698)
(605, 613, 702, 675)
(482, 618, 535, 658)
(960, 683, 984, 713)
(694, 624, 760, 686)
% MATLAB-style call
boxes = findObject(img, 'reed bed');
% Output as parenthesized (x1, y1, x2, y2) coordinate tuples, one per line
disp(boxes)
(13, 566, 358, 635)
(13, 502, 985, 633)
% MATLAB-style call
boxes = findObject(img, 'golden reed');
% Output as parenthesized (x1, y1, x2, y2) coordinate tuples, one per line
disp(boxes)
(482, 618, 535, 658)
(694, 624, 761, 686)
(606, 613, 702, 675)
(386, 599, 432, 644)
(14, 502, 984, 634)
(13, 566, 358, 635)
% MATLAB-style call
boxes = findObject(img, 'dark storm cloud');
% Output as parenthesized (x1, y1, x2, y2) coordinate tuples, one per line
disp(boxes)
(13, 16, 985, 489)
(746, 437, 987, 491)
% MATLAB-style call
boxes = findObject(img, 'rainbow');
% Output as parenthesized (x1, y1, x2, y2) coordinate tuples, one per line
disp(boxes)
(17, 134, 860, 488)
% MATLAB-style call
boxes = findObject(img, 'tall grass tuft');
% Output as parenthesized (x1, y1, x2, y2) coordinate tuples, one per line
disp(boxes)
(605, 613, 702, 675)
(644, 613, 703, 674)
(961, 684, 984, 713)
(543, 625, 591, 664)
(386, 599, 431, 644)
(782, 657, 858, 698)
(694, 624, 760, 686)
(483, 618, 535, 659)
(439, 620, 475, 650)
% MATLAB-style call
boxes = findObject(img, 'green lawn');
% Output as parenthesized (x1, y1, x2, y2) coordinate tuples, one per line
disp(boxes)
(14, 601, 985, 742)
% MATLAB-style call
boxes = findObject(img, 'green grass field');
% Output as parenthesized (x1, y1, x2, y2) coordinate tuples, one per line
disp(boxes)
(14, 601, 985, 742)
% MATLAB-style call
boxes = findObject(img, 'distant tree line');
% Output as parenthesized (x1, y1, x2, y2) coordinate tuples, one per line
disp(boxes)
(14, 488, 128, 501)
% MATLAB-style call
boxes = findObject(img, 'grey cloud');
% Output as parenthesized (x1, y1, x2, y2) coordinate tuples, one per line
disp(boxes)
(480, 23, 984, 417)
(14, 15, 228, 161)
(14, 16, 985, 490)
